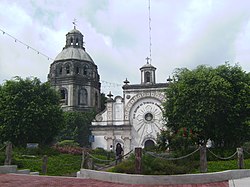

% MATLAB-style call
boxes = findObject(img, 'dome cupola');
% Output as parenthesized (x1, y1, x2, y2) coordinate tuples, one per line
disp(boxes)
(140, 57, 156, 84)
(64, 28, 84, 49)
(54, 24, 94, 63)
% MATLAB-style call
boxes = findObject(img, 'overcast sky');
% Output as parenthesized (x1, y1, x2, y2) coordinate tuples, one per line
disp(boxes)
(0, 0, 250, 96)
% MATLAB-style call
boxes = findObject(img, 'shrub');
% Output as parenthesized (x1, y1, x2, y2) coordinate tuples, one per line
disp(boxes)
(53, 145, 83, 155)
(56, 140, 80, 147)
(13, 146, 60, 157)
(110, 152, 199, 175)
(109, 154, 135, 174)
(90, 147, 107, 156)
(142, 154, 198, 175)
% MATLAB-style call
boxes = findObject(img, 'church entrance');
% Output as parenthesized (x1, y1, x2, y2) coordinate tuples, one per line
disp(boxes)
(144, 140, 155, 148)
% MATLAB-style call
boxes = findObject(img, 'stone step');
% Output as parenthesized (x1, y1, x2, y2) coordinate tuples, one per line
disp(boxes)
(30, 172, 39, 175)
(0, 165, 17, 174)
(17, 169, 30, 174)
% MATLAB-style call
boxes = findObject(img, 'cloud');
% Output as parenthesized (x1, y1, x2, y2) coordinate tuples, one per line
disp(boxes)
(0, 0, 250, 96)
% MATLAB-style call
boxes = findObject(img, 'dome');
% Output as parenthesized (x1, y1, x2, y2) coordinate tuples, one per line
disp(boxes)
(140, 63, 156, 70)
(54, 47, 94, 63)
(68, 28, 82, 34)
(53, 27, 95, 63)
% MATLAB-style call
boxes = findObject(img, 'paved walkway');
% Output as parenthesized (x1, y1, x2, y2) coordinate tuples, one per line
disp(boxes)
(229, 177, 250, 187)
(0, 174, 229, 187)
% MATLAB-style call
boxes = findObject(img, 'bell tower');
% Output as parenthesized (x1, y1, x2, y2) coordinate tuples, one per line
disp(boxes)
(48, 26, 101, 112)
(64, 27, 84, 49)
(140, 57, 156, 84)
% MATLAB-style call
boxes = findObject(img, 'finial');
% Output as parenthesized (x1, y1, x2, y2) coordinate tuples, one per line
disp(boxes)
(146, 57, 151, 64)
(107, 91, 113, 98)
(123, 78, 130, 85)
(72, 18, 77, 29)
(167, 76, 173, 82)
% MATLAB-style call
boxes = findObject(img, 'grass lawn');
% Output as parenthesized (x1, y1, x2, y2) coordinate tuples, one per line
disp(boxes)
(15, 156, 250, 176)
(13, 154, 82, 176)
(208, 158, 250, 172)
(2, 146, 250, 176)
(0, 146, 82, 176)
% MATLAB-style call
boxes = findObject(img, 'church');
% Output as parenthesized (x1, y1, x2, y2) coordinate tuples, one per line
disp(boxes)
(48, 27, 168, 154)
(91, 59, 168, 154)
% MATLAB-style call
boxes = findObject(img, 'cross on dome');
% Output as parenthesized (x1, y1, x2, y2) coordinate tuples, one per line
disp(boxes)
(146, 57, 151, 64)
(72, 18, 77, 29)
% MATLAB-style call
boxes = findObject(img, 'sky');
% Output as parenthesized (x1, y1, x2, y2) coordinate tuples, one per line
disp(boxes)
(0, 0, 250, 96)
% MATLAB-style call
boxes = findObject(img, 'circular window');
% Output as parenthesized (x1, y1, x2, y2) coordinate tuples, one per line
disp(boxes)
(144, 113, 153, 122)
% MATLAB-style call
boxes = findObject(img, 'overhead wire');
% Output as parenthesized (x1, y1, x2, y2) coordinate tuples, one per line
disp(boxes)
(148, 0, 152, 64)
(0, 28, 122, 90)
(0, 28, 54, 61)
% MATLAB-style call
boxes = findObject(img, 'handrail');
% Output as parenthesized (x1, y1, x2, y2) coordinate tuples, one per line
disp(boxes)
(146, 147, 200, 161)
(207, 148, 237, 160)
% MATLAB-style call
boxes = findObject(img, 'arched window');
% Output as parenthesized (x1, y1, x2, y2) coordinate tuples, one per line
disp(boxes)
(95, 92, 98, 107)
(60, 89, 66, 99)
(83, 65, 88, 75)
(76, 38, 79, 46)
(70, 37, 73, 45)
(76, 66, 80, 74)
(145, 71, 151, 83)
(60, 88, 68, 105)
(58, 66, 63, 75)
(78, 88, 88, 105)
(66, 65, 70, 74)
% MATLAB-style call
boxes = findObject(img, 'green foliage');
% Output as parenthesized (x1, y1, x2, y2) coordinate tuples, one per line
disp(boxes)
(5, 146, 250, 176)
(13, 153, 81, 176)
(46, 154, 82, 176)
(12, 156, 42, 172)
(208, 160, 238, 172)
(13, 146, 60, 157)
(157, 128, 198, 153)
(109, 154, 135, 174)
(110, 153, 198, 175)
(91, 147, 108, 156)
(164, 64, 250, 148)
(56, 140, 79, 147)
(0, 77, 64, 146)
(143, 154, 197, 175)
(206, 147, 237, 161)
(8, 146, 81, 176)
(207, 150, 250, 172)
(57, 111, 95, 147)
(89, 147, 115, 164)
(53, 145, 83, 155)
(243, 142, 250, 157)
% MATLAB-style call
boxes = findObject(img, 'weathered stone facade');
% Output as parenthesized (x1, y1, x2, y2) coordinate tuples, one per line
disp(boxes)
(91, 61, 168, 154)
(48, 28, 101, 111)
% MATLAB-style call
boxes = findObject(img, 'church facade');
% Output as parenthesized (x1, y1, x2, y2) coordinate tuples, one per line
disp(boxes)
(47, 27, 168, 153)
(48, 27, 101, 112)
(91, 61, 168, 154)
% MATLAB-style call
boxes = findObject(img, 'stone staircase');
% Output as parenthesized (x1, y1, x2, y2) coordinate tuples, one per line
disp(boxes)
(0, 165, 39, 175)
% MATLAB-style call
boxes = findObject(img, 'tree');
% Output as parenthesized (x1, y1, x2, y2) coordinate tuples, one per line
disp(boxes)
(163, 64, 250, 148)
(0, 77, 64, 146)
(157, 128, 198, 153)
(57, 111, 96, 147)
(100, 93, 107, 111)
